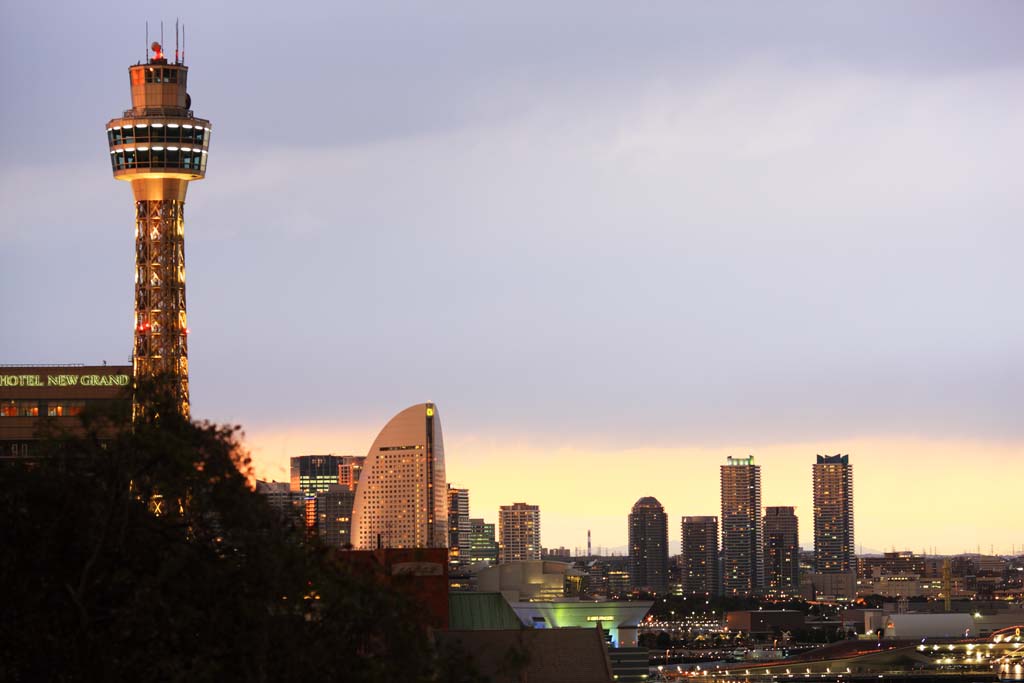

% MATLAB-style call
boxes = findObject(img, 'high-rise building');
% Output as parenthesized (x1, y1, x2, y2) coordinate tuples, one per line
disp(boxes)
(350, 403, 447, 550)
(106, 39, 212, 417)
(498, 503, 541, 563)
(680, 516, 720, 595)
(255, 480, 304, 528)
(763, 506, 800, 596)
(290, 454, 365, 494)
(720, 456, 763, 595)
(813, 454, 854, 573)
(447, 485, 470, 570)
(316, 484, 358, 548)
(628, 497, 669, 593)
(468, 518, 499, 567)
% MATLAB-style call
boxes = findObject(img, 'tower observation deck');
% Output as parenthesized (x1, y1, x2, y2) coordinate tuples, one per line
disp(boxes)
(106, 40, 211, 417)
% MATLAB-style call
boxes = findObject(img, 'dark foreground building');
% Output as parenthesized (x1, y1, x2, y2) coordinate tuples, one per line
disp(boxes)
(0, 364, 132, 458)
(436, 628, 614, 683)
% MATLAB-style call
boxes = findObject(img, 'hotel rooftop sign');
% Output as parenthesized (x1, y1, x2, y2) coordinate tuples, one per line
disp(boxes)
(0, 366, 133, 398)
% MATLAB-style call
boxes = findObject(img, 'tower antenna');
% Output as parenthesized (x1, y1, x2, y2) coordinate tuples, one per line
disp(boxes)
(175, 18, 179, 64)
(145, 22, 149, 62)
(161, 21, 164, 55)
(182, 23, 186, 64)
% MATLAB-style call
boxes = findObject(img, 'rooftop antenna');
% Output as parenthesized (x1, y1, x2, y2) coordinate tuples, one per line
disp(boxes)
(161, 21, 164, 55)
(145, 22, 149, 61)
(175, 18, 179, 64)
(182, 23, 186, 65)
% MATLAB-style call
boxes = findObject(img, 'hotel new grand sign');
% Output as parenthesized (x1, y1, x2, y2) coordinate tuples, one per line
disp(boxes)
(0, 366, 133, 399)
(0, 373, 130, 388)
(1, 365, 133, 453)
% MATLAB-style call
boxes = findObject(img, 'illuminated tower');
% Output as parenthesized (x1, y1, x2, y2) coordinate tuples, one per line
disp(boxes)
(106, 38, 211, 416)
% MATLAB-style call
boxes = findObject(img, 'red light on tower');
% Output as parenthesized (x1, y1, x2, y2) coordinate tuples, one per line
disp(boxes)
(151, 41, 163, 61)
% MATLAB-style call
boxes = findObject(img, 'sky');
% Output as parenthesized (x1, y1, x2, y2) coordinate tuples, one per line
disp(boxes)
(2, 2, 1022, 555)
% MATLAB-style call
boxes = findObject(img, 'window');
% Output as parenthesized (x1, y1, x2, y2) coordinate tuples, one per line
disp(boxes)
(6, 401, 40, 417)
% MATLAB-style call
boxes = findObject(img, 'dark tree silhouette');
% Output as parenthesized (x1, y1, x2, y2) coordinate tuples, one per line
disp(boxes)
(0, 378, 480, 682)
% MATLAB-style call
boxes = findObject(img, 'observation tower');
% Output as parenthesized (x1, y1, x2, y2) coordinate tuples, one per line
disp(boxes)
(105, 38, 211, 417)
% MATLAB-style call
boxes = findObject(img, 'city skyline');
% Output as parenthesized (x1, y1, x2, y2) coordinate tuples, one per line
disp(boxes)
(3, 3, 1022, 557)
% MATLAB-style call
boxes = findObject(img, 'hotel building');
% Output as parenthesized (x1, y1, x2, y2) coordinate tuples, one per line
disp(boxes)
(350, 403, 447, 550)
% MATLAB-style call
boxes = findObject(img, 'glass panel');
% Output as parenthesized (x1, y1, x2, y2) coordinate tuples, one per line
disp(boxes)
(166, 124, 181, 143)
(122, 127, 134, 144)
(124, 149, 137, 168)
(145, 68, 154, 83)
(151, 148, 165, 166)
(0, 400, 16, 417)
(165, 149, 180, 166)
(133, 125, 148, 142)
(137, 149, 151, 167)
(180, 126, 194, 144)
(150, 125, 165, 143)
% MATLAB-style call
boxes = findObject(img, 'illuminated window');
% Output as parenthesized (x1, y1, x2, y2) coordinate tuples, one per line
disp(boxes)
(0, 401, 16, 417)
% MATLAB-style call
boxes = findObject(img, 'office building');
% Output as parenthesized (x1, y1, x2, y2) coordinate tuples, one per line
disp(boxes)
(290, 454, 365, 494)
(498, 503, 541, 563)
(628, 496, 669, 593)
(447, 485, 470, 570)
(680, 516, 720, 595)
(316, 484, 358, 548)
(350, 403, 447, 550)
(468, 518, 499, 567)
(764, 506, 800, 596)
(106, 40, 212, 417)
(255, 480, 304, 528)
(720, 455, 763, 595)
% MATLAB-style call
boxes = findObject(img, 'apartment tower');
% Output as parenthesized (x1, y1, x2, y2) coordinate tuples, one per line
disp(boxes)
(763, 506, 800, 596)
(680, 516, 720, 595)
(720, 456, 763, 595)
(628, 497, 669, 593)
(498, 503, 541, 563)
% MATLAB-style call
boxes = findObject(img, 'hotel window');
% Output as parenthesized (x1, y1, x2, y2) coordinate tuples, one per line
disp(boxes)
(1, 401, 17, 417)
(13, 401, 40, 417)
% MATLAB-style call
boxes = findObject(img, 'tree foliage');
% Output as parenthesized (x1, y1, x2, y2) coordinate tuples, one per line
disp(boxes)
(0, 379, 472, 682)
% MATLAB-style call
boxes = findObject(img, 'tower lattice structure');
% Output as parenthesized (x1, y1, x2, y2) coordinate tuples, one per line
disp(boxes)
(106, 41, 211, 417)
